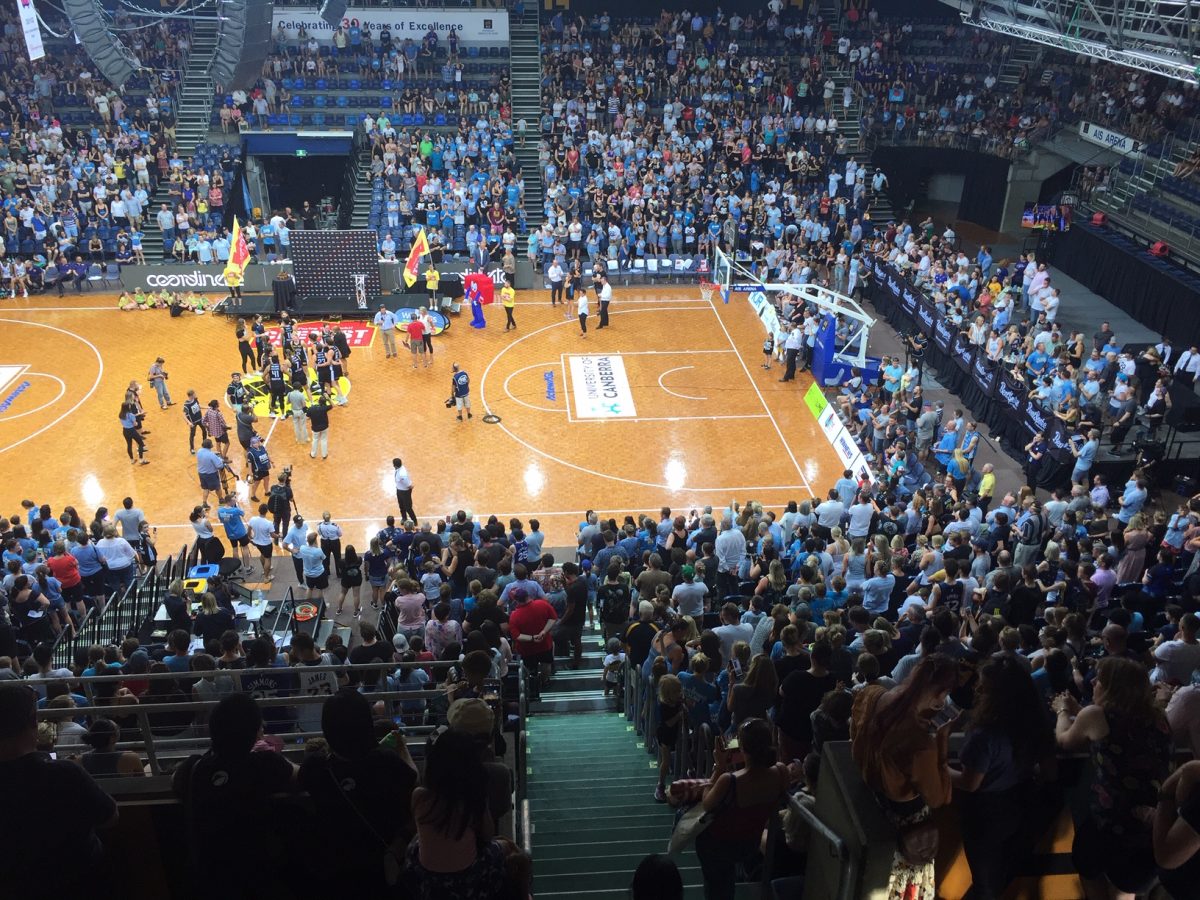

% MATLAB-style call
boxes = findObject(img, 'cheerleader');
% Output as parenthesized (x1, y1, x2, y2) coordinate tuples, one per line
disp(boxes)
(762, 330, 774, 370)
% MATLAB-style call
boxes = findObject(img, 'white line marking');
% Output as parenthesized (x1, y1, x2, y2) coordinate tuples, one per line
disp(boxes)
(559, 352, 574, 422)
(146, 498, 810, 531)
(479, 307, 792, 491)
(569, 414, 769, 423)
(656, 365, 707, 401)
(0, 373, 67, 422)
(597, 349, 734, 356)
(0, 318, 104, 455)
(502, 362, 566, 413)
(264, 415, 280, 445)
(706, 297, 813, 495)
(0, 306, 117, 312)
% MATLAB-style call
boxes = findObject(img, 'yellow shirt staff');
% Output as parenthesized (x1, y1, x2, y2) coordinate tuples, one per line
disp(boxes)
(501, 280, 517, 331)
(425, 266, 440, 293)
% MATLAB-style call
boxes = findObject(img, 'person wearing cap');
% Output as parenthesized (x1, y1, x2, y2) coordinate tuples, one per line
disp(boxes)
(508, 586, 558, 687)
(447, 696, 512, 828)
(246, 434, 271, 501)
(282, 514, 310, 584)
(77, 717, 145, 777)
(671, 564, 709, 618)
(374, 304, 399, 358)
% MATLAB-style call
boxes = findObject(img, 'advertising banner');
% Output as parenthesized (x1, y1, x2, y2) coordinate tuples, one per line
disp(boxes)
(566, 355, 637, 420)
(1078, 121, 1143, 158)
(272, 8, 509, 45)
(17, 0, 44, 62)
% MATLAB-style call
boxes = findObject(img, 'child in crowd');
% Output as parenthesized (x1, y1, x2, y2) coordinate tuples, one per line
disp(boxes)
(602, 637, 625, 698)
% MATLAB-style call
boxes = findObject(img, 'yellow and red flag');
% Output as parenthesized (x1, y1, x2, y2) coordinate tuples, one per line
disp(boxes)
(223, 216, 250, 286)
(403, 227, 430, 287)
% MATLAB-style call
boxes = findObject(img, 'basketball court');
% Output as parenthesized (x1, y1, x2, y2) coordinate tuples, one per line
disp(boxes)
(0, 282, 840, 548)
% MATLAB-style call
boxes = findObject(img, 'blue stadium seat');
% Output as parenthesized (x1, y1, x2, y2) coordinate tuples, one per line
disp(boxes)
(336, 95, 349, 108)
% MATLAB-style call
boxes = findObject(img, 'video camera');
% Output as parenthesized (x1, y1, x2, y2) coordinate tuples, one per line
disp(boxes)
(281, 464, 293, 482)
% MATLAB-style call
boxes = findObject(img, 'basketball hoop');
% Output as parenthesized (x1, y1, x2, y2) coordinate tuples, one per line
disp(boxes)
(699, 281, 716, 302)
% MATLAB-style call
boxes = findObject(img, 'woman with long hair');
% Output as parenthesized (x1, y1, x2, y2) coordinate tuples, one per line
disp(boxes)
(408, 727, 505, 898)
(694, 718, 793, 899)
(1054, 656, 1171, 900)
(851, 654, 960, 900)
(120, 401, 148, 464)
(335, 544, 364, 618)
(951, 657, 1057, 900)
(727, 654, 778, 733)
(363, 537, 393, 611)
(754, 558, 789, 606)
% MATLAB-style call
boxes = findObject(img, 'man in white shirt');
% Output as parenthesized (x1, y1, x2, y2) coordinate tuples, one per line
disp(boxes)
(392, 456, 416, 523)
(1152, 613, 1200, 684)
(597, 275, 613, 329)
(1175, 345, 1200, 387)
(814, 490, 845, 540)
(846, 493, 875, 539)
(714, 518, 747, 598)
(374, 304, 398, 358)
(547, 260, 564, 307)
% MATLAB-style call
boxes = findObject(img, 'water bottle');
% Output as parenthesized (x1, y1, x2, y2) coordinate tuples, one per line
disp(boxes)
(252, 589, 264, 606)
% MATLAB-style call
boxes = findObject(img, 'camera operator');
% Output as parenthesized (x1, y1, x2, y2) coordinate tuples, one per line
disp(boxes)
(450, 363, 472, 421)
(246, 435, 271, 501)
(196, 438, 228, 510)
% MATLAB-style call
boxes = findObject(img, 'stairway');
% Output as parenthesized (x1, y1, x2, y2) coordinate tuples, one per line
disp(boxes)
(527, 711, 706, 899)
(348, 139, 375, 231)
(531, 623, 612, 713)
(996, 40, 1040, 93)
(508, 7, 544, 247)
(143, 16, 219, 261)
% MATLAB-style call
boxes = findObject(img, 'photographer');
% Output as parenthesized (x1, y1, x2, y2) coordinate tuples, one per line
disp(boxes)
(246, 435, 271, 501)
(196, 439, 228, 510)
(450, 363, 472, 421)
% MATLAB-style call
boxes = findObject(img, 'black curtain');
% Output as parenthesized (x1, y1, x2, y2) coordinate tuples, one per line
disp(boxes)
(1047, 223, 1200, 346)
(869, 146, 1011, 231)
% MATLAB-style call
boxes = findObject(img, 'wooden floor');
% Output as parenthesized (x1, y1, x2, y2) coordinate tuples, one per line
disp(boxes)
(0, 286, 840, 548)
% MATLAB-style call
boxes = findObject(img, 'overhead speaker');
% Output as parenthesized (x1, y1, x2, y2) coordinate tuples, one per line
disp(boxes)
(1149, 240, 1171, 258)
(319, 0, 348, 28)
(209, 0, 274, 89)
(62, 0, 140, 88)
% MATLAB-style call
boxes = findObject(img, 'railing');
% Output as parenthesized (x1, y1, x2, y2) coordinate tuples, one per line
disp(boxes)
(49, 548, 191, 668)
(33, 659, 497, 775)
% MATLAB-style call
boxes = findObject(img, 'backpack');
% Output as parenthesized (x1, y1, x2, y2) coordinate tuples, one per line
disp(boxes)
(267, 484, 289, 514)
(599, 584, 630, 624)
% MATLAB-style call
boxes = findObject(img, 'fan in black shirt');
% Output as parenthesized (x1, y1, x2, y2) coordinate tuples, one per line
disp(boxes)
(0, 686, 118, 896)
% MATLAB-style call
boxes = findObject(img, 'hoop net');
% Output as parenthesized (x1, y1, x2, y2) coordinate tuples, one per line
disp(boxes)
(699, 281, 716, 302)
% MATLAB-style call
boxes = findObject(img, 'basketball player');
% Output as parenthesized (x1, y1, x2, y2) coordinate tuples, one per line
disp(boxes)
(311, 340, 347, 406)
(182, 389, 206, 454)
(264, 352, 288, 417)
(288, 340, 310, 401)
(279, 311, 296, 354)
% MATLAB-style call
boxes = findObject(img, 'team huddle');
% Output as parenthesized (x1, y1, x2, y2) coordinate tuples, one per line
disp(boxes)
(235, 312, 352, 413)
